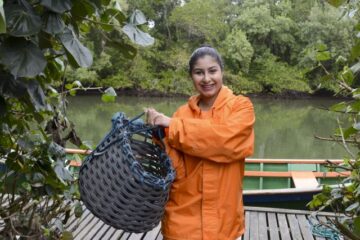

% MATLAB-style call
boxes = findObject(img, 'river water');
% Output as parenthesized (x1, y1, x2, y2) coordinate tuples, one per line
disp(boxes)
(67, 95, 350, 159)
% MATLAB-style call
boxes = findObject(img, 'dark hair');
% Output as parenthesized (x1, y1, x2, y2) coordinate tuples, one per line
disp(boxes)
(188, 46, 224, 74)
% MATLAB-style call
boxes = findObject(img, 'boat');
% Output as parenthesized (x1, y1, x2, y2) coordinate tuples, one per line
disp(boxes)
(65, 148, 350, 208)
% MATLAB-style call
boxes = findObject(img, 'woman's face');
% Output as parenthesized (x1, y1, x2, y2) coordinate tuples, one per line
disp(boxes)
(191, 55, 223, 102)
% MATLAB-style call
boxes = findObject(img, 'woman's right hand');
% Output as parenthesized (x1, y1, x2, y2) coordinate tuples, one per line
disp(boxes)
(145, 108, 171, 127)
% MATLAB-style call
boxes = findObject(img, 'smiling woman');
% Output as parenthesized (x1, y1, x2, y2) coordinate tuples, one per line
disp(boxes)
(145, 46, 255, 240)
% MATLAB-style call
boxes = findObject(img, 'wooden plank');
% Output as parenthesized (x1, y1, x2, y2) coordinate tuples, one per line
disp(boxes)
(277, 214, 291, 240)
(297, 214, 315, 240)
(143, 224, 161, 240)
(155, 232, 163, 240)
(287, 214, 302, 240)
(244, 211, 250, 240)
(267, 213, 279, 240)
(244, 206, 339, 217)
(71, 211, 96, 238)
(100, 226, 117, 239)
(245, 171, 350, 178)
(291, 172, 318, 189)
(128, 232, 145, 240)
(74, 216, 100, 239)
(90, 225, 112, 240)
(66, 209, 91, 232)
(111, 229, 125, 239)
(245, 159, 345, 164)
(258, 212, 268, 240)
(249, 211, 259, 240)
(85, 220, 106, 240)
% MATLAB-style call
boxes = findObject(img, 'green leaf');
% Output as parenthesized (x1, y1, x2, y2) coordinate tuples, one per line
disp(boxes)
(129, 9, 147, 25)
(351, 61, 360, 74)
(43, 12, 65, 35)
(0, 96, 6, 117)
(74, 201, 83, 218)
(344, 126, 357, 139)
(4, 1, 41, 37)
(353, 123, 360, 130)
(351, 40, 360, 60)
(102, 8, 126, 25)
(326, 0, 346, 7)
(69, 89, 76, 96)
(354, 217, 360, 237)
(316, 43, 328, 52)
(329, 102, 347, 112)
(345, 202, 359, 212)
(0, 73, 27, 97)
(0, 38, 46, 78)
(316, 51, 331, 62)
(107, 40, 137, 59)
(59, 27, 93, 68)
(101, 87, 117, 103)
(25, 80, 51, 112)
(122, 24, 154, 47)
(71, 0, 96, 20)
(342, 67, 354, 85)
(21, 182, 31, 192)
(61, 231, 73, 240)
(54, 160, 73, 183)
(40, 0, 72, 14)
(0, 0, 6, 33)
(65, 83, 73, 90)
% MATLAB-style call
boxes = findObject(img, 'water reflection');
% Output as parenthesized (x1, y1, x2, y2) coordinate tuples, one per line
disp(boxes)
(67, 96, 349, 159)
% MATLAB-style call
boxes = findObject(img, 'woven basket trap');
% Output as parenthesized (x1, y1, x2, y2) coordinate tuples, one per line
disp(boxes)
(79, 112, 175, 233)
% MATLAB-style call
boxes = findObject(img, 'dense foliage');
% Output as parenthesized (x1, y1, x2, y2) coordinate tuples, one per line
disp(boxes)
(308, 1, 360, 239)
(65, 0, 358, 96)
(0, 0, 153, 238)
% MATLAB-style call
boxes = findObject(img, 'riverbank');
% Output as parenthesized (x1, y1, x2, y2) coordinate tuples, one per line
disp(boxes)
(74, 87, 349, 100)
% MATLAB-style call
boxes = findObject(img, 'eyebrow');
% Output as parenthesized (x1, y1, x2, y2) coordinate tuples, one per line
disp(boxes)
(193, 65, 219, 71)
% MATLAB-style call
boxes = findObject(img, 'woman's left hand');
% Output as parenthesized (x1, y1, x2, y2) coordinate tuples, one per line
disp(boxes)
(145, 108, 171, 127)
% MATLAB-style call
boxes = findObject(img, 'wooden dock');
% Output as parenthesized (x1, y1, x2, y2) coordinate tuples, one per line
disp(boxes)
(65, 206, 339, 240)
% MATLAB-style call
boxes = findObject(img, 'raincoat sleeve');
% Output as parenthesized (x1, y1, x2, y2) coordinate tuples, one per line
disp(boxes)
(167, 96, 255, 163)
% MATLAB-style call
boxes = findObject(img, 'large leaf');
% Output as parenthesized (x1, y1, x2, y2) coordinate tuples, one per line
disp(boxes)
(0, 73, 27, 98)
(4, 0, 41, 36)
(107, 40, 137, 59)
(316, 51, 331, 62)
(59, 27, 93, 68)
(0, 38, 46, 78)
(102, 8, 126, 25)
(71, 0, 96, 20)
(43, 12, 65, 35)
(122, 24, 154, 47)
(351, 61, 360, 74)
(351, 40, 360, 60)
(39, 0, 72, 14)
(129, 9, 147, 25)
(326, 0, 346, 8)
(25, 80, 51, 112)
(101, 87, 117, 102)
(0, 0, 6, 33)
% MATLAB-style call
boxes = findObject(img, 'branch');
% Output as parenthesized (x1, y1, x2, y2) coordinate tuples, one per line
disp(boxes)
(314, 135, 357, 144)
(337, 117, 356, 159)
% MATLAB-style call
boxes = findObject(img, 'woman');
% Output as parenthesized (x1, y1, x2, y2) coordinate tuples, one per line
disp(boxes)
(146, 46, 255, 240)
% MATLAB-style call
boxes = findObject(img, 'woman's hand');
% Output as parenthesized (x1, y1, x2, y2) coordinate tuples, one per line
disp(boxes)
(145, 108, 171, 127)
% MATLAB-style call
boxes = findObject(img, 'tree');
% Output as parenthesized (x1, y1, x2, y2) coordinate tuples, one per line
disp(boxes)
(0, 0, 153, 238)
(308, 1, 360, 239)
(169, 0, 229, 44)
(222, 29, 254, 73)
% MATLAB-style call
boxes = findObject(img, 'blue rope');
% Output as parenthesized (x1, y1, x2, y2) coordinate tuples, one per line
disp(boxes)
(309, 216, 342, 240)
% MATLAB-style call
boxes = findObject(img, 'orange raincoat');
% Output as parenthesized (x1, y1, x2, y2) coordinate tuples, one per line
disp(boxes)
(162, 86, 255, 240)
